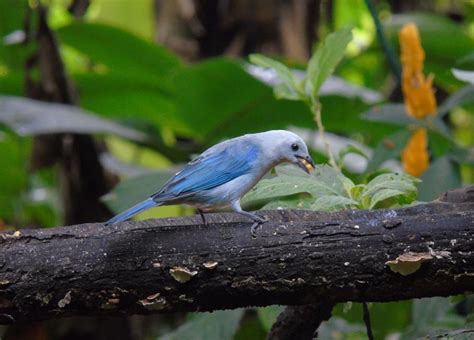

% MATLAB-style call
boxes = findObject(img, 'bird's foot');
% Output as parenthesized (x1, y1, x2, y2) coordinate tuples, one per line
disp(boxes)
(249, 214, 268, 238)
(198, 209, 207, 225)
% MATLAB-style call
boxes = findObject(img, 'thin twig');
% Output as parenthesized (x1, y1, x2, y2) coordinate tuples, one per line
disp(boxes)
(363, 302, 374, 340)
(312, 100, 338, 169)
(365, 0, 401, 82)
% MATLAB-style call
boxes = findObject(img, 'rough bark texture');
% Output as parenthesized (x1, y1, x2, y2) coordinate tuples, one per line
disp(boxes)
(0, 187, 473, 325)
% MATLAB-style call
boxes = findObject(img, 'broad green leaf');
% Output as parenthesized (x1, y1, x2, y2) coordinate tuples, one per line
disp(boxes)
(244, 165, 355, 209)
(173, 58, 314, 142)
(369, 188, 405, 209)
(307, 27, 353, 98)
(102, 169, 175, 213)
(74, 73, 188, 134)
(363, 173, 419, 198)
(0, 96, 146, 141)
(57, 22, 181, 84)
(159, 309, 244, 340)
(249, 54, 303, 100)
(242, 175, 324, 204)
(418, 156, 461, 201)
(310, 195, 358, 211)
(452, 69, 474, 85)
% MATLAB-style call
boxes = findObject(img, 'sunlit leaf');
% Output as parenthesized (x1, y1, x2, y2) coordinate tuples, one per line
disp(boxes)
(307, 27, 353, 98)
(249, 54, 303, 100)
(57, 22, 181, 84)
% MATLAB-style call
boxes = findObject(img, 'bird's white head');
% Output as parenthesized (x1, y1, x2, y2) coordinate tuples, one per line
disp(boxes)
(253, 130, 315, 173)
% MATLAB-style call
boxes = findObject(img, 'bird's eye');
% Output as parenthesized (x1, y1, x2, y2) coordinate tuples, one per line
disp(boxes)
(291, 143, 299, 151)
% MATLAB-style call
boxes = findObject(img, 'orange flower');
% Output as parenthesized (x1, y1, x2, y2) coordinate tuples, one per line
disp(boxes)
(399, 23, 437, 118)
(401, 128, 429, 177)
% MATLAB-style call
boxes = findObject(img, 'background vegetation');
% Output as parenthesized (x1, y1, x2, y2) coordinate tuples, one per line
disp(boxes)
(0, 0, 473, 339)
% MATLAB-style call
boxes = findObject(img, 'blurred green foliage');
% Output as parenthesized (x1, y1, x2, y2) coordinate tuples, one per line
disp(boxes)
(0, 0, 473, 339)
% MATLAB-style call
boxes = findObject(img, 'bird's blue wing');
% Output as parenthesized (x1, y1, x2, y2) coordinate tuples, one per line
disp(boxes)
(152, 142, 259, 202)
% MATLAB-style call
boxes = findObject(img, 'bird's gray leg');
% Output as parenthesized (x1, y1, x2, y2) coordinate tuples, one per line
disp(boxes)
(231, 201, 267, 237)
(197, 209, 207, 225)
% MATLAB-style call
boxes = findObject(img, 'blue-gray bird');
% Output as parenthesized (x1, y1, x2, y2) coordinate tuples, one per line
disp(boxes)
(105, 130, 315, 233)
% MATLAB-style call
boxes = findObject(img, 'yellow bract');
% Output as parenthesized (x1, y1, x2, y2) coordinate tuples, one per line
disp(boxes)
(401, 128, 429, 177)
(399, 23, 437, 119)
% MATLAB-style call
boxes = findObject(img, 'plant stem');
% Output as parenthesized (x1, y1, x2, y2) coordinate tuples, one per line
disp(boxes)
(365, 0, 401, 82)
(312, 99, 338, 169)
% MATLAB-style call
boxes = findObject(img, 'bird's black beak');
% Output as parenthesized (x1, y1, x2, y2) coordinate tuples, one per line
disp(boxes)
(295, 155, 315, 174)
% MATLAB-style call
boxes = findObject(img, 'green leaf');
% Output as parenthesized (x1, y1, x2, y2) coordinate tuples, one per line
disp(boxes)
(242, 175, 321, 205)
(438, 85, 474, 117)
(159, 309, 244, 340)
(452, 69, 474, 85)
(249, 54, 303, 100)
(244, 165, 358, 212)
(362, 173, 419, 209)
(102, 170, 175, 213)
(369, 189, 405, 209)
(0, 96, 146, 142)
(310, 195, 358, 211)
(307, 27, 353, 98)
(418, 156, 461, 201)
(173, 58, 314, 142)
(57, 22, 181, 83)
(74, 73, 188, 134)
(363, 173, 419, 198)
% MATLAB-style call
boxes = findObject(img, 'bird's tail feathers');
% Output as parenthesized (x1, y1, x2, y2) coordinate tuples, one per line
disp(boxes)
(105, 198, 158, 225)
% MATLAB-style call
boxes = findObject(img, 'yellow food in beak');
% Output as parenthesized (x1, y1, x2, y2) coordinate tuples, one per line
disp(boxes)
(301, 158, 314, 172)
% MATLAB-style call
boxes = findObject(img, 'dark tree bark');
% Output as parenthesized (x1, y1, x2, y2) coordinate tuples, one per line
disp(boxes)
(0, 186, 473, 325)
(154, 0, 320, 61)
(25, 5, 115, 225)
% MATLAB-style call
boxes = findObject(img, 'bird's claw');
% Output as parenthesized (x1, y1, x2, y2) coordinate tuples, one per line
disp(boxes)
(250, 215, 268, 237)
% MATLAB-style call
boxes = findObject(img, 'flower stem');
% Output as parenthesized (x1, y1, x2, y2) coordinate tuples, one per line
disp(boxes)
(312, 99, 339, 170)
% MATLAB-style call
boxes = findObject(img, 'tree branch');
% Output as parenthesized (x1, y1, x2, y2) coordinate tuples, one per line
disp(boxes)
(0, 187, 473, 324)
